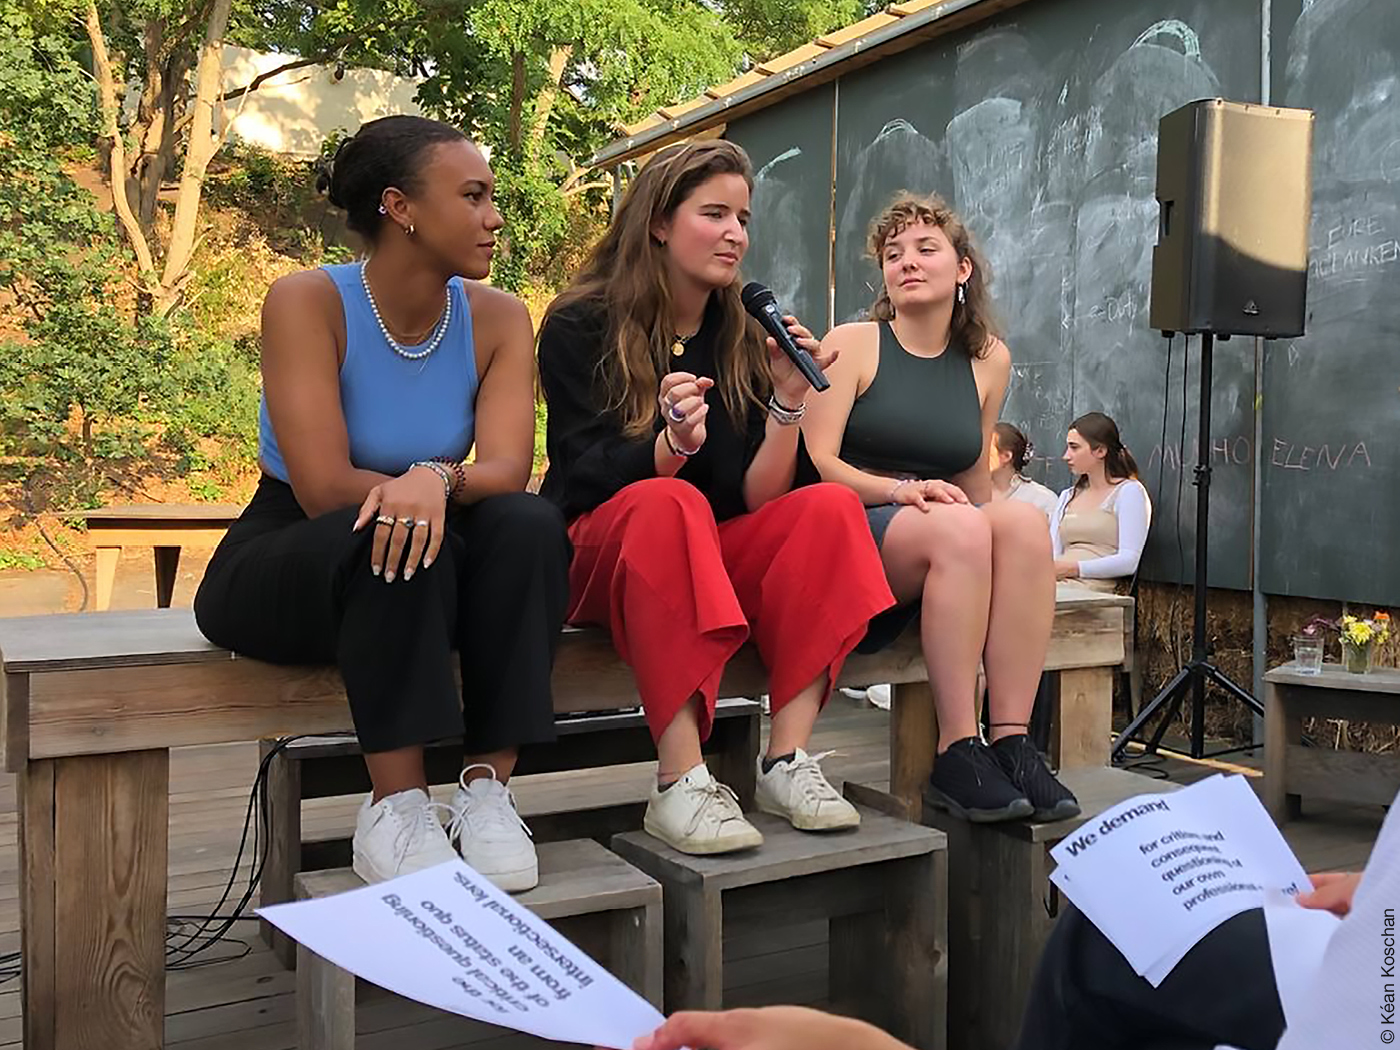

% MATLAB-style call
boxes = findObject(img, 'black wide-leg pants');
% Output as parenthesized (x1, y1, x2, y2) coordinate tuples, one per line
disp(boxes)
(1013, 904, 1285, 1050)
(195, 477, 571, 754)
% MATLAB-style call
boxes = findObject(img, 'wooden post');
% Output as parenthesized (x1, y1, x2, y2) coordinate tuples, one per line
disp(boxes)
(94, 546, 120, 612)
(297, 944, 356, 1050)
(1263, 681, 1302, 822)
(610, 901, 664, 1009)
(25, 750, 170, 1050)
(1053, 667, 1112, 769)
(260, 738, 303, 967)
(663, 883, 723, 1012)
(20, 759, 56, 1050)
(890, 681, 938, 817)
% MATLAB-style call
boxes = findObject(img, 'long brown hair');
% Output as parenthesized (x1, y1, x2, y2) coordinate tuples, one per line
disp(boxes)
(866, 192, 999, 359)
(1070, 411, 1139, 492)
(542, 140, 770, 438)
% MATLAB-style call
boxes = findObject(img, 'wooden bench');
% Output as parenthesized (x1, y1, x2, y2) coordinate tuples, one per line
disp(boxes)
(1264, 661, 1400, 824)
(613, 806, 948, 1050)
(260, 697, 761, 968)
(295, 840, 663, 1050)
(0, 584, 1126, 1050)
(73, 503, 241, 611)
(920, 766, 1179, 1050)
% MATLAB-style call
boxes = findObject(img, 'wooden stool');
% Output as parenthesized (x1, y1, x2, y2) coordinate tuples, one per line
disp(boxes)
(294, 839, 663, 1050)
(262, 698, 760, 967)
(612, 807, 948, 1050)
(920, 766, 1180, 1050)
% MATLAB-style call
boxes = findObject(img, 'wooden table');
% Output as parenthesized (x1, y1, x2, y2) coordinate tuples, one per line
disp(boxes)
(1263, 662, 1400, 823)
(77, 504, 241, 610)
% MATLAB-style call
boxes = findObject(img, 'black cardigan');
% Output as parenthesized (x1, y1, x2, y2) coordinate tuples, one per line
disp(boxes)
(537, 296, 817, 523)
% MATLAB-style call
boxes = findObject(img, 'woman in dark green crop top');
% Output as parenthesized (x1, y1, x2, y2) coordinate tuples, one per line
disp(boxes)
(805, 192, 1078, 825)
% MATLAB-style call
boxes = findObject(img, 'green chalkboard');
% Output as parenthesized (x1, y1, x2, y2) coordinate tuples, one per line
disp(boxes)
(1261, 0, 1400, 604)
(830, 0, 1262, 588)
(725, 82, 835, 334)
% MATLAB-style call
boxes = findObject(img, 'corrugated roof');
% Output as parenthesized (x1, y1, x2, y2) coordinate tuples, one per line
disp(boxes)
(590, 0, 1034, 168)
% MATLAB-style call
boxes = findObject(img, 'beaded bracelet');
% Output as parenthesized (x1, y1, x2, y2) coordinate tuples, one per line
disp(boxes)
(432, 457, 468, 497)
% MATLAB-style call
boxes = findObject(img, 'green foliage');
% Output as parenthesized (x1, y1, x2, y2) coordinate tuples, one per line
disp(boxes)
(0, 11, 261, 507)
(718, 0, 869, 61)
(0, 549, 46, 572)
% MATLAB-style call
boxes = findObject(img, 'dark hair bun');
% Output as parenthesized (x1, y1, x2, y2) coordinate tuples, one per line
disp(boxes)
(320, 116, 468, 238)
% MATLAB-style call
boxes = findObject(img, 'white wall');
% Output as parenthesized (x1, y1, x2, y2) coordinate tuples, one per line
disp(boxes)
(215, 46, 424, 158)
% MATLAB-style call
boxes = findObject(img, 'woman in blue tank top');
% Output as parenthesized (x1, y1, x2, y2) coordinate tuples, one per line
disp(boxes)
(194, 117, 570, 891)
(804, 192, 1077, 825)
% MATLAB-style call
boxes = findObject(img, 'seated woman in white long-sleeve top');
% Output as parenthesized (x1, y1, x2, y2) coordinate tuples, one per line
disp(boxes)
(1050, 412, 1151, 592)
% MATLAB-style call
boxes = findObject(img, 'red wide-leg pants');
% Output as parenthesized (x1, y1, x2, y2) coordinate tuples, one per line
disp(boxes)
(566, 478, 895, 742)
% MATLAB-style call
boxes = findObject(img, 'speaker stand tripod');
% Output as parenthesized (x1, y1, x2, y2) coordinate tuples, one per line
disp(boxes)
(1110, 332, 1266, 762)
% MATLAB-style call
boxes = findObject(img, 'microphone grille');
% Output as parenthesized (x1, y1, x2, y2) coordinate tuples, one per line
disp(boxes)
(740, 282, 774, 312)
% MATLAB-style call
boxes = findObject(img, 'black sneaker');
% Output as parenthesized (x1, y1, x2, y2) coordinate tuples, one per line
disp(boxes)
(992, 734, 1081, 822)
(924, 737, 1034, 823)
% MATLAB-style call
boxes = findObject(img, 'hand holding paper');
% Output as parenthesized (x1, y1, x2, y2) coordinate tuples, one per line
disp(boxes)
(259, 860, 664, 1049)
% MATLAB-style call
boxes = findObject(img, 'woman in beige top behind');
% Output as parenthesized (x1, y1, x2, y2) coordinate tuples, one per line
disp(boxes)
(1050, 412, 1151, 592)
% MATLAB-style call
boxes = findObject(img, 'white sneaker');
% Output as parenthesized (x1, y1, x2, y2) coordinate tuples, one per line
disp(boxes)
(644, 763, 764, 855)
(352, 788, 459, 884)
(755, 749, 861, 831)
(448, 764, 538, 892)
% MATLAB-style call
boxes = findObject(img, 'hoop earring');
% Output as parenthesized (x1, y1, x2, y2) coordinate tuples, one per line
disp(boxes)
(406, 223, 416, 236)
(956, 282, 966, 305)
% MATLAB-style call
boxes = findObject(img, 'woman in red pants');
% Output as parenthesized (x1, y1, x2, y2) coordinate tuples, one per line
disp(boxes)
(538, 141, 895, 855)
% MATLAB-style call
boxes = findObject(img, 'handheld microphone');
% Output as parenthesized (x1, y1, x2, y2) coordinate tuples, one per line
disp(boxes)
(740, 282, 830, 393)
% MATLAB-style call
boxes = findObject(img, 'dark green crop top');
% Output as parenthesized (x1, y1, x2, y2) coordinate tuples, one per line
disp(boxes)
(839, 322, 984, 482)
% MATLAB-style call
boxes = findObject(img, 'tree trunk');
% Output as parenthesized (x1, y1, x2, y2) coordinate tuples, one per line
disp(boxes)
(508, 50, 526, 155)
(529, 45, 572, 150)
(134, 40, 193, 233)
(84, 0, 157, 283)
(157, 0, 233, 317)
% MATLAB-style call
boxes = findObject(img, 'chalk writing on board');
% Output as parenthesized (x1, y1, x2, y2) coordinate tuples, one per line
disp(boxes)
(1147, 436, 1254, 473)
(1268, 439, 1372, 472)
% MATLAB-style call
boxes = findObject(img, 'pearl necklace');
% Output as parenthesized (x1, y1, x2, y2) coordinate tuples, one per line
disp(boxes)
(360, 262, 451, 361)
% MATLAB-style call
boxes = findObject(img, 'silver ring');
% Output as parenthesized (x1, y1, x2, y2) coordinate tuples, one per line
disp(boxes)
(667, 401, 686, 423)
(375, 514, 394, 526)
(415, 519, 429, 528)
(399, 517, 415, 528)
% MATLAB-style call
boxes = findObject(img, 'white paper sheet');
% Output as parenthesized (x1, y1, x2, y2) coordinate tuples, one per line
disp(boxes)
(1049, 774, 1311, 986)
(258, 860, 664, 1049)
(1260, 889, 1340, 1028)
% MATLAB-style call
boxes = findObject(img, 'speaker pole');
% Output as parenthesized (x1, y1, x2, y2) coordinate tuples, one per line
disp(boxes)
(1112, 332, 1267, 762)
(1190, 332, 1214, 758)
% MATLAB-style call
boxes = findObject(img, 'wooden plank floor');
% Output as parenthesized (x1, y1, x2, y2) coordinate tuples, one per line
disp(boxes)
(0, 698, 1384, 1048)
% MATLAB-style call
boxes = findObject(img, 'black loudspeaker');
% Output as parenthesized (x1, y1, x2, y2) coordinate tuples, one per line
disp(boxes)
(1150, 98, 1314, 338)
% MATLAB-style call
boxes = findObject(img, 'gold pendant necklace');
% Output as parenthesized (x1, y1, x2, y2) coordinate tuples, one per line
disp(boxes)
(672, 328, 699, 357)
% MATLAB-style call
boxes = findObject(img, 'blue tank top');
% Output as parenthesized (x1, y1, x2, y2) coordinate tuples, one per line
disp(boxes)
(259, 262, 478, 482)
